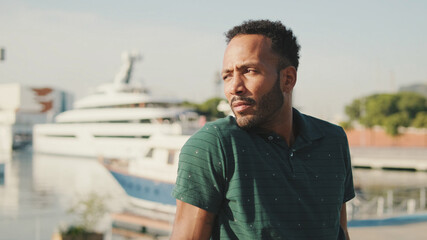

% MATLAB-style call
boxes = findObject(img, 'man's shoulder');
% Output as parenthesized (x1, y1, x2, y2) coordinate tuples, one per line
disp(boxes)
(197, 115, 241, 136)
(185, 116, 241, 145)
(299, 112, 346, 138)
(206, 115, 239, 129)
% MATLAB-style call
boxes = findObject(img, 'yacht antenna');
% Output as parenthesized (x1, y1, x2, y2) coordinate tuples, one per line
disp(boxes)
(114, 51, 142, 85)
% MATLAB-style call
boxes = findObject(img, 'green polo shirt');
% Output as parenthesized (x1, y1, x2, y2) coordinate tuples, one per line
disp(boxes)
(172, 108, 355, 239)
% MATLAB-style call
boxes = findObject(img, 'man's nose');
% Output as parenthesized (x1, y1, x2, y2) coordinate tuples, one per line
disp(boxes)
(229, 73, 246, 96)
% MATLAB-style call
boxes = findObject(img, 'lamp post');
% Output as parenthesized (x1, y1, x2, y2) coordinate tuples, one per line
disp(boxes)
(0, 48, 5, 62)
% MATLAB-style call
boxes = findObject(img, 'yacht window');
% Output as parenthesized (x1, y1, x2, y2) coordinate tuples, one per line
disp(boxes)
(145, 148, 154, 158)
(107, 120, 132, 123)
(45, 134, 76, 138)
(94, 135, 150, 139)
(59, 120, 135, 123)
(162, 118, 173, 123)
(167, 150, 176, 165)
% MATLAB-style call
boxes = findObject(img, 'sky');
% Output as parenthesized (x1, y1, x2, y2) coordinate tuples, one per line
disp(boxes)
(1, 0, 426, 121)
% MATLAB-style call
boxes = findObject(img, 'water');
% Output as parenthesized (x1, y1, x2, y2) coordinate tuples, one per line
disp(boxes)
(0, 148, 127, 240)
(1, 148, 427, 239)
(350, 168, 427, 220)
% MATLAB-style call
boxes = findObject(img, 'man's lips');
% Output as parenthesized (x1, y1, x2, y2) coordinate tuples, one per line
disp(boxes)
(232, 101, 254, 112)
(230, 97, 256, 113)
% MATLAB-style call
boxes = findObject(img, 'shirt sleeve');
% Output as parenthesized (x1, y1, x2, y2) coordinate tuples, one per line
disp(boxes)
(342, 131, 356, 203)
(172, 123, 226, 213)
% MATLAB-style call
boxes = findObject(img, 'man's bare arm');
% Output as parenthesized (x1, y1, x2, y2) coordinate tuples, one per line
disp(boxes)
(340, 203, 350, 240)
(170, 200, 216, 240)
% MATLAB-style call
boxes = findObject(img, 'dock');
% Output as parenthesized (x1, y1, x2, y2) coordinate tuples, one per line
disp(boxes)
(351, 147, 427, 171)
(111, 212, 173, 239)
(349, 220, 427, 240)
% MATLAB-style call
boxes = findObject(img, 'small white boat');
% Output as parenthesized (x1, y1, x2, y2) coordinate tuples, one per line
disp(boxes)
(0, 162, 5, 186)
(99, 134, 189, 221)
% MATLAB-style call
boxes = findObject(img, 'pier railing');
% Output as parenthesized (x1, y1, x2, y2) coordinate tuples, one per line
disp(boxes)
(348, 186, 427, 220)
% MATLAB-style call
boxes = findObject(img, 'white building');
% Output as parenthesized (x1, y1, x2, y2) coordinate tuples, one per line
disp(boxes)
(0, 83, 72, 152)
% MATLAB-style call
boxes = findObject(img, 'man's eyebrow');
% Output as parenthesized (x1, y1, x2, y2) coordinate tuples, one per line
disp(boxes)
(221, 69, 232, 77)
(222, 62, 261, 74)
(237, 62, 259, 69)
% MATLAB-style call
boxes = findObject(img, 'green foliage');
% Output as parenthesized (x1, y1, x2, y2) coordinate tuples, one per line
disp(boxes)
(185, 97, 226, 120)
(397, 92, 427, 118)
(383, 112, 410, 136)
(345, 99, 362, 121)
(344, 92, 427, 136)
(63, 192, 108, 234)
(339, 121, 353, 131)
(62, 226, 88, 236)
(412, 112, 427, 128)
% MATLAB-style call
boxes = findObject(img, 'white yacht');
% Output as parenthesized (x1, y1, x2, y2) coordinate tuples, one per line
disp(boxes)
(33, 52, 200, 158)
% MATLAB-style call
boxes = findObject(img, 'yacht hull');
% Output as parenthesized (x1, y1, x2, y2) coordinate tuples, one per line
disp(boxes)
(33, 122, 184, 158)
(99, 134, 188, 220)
(108, 168, 177, 220)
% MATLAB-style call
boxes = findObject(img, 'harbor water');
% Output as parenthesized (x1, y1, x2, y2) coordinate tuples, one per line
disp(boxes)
(0, 148, 128, 240)
(1, 148, 427, 240)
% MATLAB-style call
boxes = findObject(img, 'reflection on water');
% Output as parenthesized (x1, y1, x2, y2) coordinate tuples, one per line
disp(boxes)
(32, 152, 127, 209)
(0, 149, 127, 240)
(1, 149, 427, 239)
(350, 169, 427, 220)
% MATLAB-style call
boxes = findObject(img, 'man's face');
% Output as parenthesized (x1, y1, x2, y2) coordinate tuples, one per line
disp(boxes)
(222, 34, 284, 129)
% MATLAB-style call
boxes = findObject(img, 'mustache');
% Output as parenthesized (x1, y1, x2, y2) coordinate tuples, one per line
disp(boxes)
(230, 96, 256, 105)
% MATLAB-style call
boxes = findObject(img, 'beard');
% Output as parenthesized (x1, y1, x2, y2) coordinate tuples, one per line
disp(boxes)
(231, 77, 284, 130)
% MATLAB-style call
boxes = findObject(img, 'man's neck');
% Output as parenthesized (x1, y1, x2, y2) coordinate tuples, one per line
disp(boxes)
(258, 105, 295, 147)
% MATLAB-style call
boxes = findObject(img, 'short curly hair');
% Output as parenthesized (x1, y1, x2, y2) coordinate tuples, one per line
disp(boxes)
(225, 19, 300, 70)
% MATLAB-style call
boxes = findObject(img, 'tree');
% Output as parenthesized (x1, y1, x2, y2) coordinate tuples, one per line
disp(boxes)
(383, 112, 410, 136)
(412, 112, 427, 128)
(343, 92, 427, 136)
(183, 97, 226, 120)
(397, 92, 427, 119)
(345, 99, 362, 121)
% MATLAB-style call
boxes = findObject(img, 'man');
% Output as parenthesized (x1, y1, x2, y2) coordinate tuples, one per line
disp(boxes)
(171, 20, 355, 239)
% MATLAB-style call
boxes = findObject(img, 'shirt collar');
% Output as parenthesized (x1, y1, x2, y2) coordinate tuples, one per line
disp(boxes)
(244, 108, 325, 149)
(292, 108, 324, 149)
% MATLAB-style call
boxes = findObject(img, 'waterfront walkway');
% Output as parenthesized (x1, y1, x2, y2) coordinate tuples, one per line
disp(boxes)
(351, 147, 427, 171)
(349, 221, 427, 240)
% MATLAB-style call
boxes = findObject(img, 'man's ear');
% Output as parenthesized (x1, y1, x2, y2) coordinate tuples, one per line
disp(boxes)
(279, 66, 297, 93)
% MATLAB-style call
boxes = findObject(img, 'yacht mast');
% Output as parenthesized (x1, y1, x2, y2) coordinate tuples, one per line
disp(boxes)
(114, 51, 142, 86)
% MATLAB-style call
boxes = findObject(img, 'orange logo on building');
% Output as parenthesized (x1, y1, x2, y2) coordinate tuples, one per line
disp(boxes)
(32, 88, 53, 96)
(39, 100, 53, 112)
(32, 88, 54, 112)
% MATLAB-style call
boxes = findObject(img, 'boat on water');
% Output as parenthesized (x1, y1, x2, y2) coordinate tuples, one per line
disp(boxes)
(33, 52, 201, 158)
(0, 161, 5, 186)
(99, 134, 189, 222)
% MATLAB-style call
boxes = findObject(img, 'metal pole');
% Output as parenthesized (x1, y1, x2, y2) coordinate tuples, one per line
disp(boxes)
(407, 199, 416, 214)
(0, 48, 5, 61)
(420, 187, 426, 210)
(377, 197, 384, 216)
(387, 190, 393, 214)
